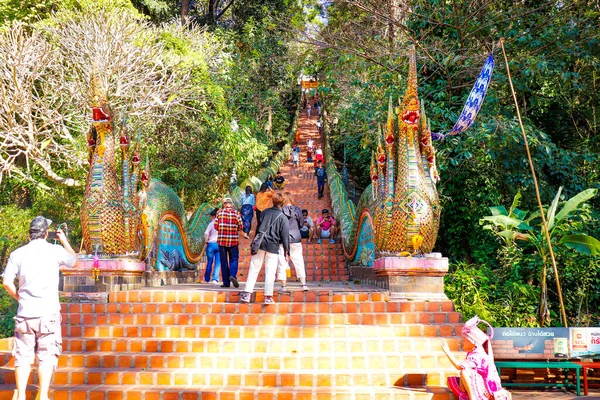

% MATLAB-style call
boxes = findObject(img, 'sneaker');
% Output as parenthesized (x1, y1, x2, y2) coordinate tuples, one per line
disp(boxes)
(329, 239, 335, 244)
(279, 286, 289, 294)
(301, 285, 309, 292)
(211, 280, 219, 285)
(230, 276, 240, 288)
(317, 239, 322, 244)
(240, 292, 251, 303)
(220, 284, 229, 288)
(264, 296, 275, 305)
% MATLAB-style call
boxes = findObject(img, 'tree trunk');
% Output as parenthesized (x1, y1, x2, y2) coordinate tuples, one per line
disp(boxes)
(181, 0, 190, 25)
(208, 0, 217, 25)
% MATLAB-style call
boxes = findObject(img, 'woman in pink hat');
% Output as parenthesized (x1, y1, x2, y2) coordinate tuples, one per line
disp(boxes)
(441, 315, 511, 400)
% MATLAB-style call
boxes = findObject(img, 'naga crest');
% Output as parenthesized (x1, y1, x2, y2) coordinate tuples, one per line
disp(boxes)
(371, 47, 441, 257)
(80, 74, 144, 255)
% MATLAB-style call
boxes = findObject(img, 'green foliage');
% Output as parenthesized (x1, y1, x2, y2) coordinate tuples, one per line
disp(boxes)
(480, 189, 600, 326)
(317, 0, 600, 326)
(1, 0, 303, 211)
(0, 205, 33, 269)
(0, 0, 75, 25)
(444, 262, 540, 327)
(0, 290, 16, 338)
(0, 205, 31, 339)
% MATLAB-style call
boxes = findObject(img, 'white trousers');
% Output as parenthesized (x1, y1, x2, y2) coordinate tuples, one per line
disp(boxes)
(244, 250, 279, 296)
(277, 243, 306, 281)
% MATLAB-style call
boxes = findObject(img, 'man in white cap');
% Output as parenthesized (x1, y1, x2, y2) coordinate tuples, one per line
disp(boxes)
(2, 216, 77, 400)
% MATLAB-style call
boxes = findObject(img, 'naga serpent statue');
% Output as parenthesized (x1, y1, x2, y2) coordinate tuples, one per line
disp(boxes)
(80, 75, 298, 271)
(331, 46, 494, 264)
(80, 75, 208, 270)
(372, 47, 441, 256)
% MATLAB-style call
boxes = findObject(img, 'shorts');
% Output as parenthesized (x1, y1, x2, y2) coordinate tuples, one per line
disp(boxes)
(13, 314, 62, 367)
(300, 229, 310, 238)
(320, 228, 331, 238)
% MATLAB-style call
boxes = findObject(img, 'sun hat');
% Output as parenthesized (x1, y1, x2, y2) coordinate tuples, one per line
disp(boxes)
(461, 315, 493, 346)
(223, 197, 233, 204)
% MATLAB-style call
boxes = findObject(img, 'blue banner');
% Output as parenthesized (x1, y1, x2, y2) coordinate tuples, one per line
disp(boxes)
(432, 54, 495, 141)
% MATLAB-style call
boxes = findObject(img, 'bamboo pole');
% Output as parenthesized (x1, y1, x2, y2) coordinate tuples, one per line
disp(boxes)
(499, 38, 568, 328)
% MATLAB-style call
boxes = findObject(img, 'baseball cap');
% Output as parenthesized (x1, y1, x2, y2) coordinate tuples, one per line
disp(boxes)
(29, 216, 52, 233)
(322, 209, 329, 214)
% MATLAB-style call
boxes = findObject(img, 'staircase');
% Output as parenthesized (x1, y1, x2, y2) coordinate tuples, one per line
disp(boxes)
(0, 108, 462, 400)
(235, 109, 348, 284)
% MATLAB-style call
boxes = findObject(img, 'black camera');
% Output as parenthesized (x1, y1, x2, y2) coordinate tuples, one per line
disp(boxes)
(47, 231, 59, 240)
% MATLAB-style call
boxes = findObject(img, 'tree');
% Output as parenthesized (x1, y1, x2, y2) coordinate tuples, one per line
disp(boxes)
(0, 5, 201, 188)
(481, 188, 600, 325)
(0, 22, 84, 187)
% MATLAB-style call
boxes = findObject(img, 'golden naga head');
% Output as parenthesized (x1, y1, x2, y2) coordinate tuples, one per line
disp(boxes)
(376, 125, 386, 166)
(385, 97, 395, 145)
(370, 152, 378, 182)
(400, 46, 421, 127)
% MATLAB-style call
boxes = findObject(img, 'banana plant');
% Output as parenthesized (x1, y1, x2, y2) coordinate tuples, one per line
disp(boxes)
(480, 187, 600, 326)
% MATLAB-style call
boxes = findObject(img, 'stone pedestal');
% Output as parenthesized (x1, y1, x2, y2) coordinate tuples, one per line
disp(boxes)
(373, 255, 449, 301)
(60, 257, 146, 292)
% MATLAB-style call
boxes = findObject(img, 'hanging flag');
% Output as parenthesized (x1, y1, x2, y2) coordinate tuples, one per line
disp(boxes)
(433, 54, 495, 141)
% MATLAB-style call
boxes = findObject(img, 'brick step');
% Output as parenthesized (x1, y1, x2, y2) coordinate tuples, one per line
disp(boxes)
(0, 367, 458, 387)
(107, 291, 393, 303)
(236, 266, 348, 272)
(0, 384, 454, 400)
(65, 299, 453, 312)
(234, 272, 349, 278)
(1, 351, 460, 370)
(1, 337, 462, 356)
(232, 271, 344, 278)
(105, 291, 457, 305)
(236, 268, 348, 273)
(235, 247, 345, 255)
(229, 276, 349, 283)
(63, 312, 462, 326)
(60, 323, 462, 339)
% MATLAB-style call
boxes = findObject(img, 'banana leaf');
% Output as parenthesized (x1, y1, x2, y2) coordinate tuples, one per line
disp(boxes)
(479, 215, 533, 231)
(554, 188, 597, 227)
(560, 234, 600, 256)
(547, 186, 562, 231)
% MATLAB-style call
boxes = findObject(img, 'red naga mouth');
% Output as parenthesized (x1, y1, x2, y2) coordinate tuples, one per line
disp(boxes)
(92, 107, 110, 122)
(371, 174, 378, 181)
(402, 110, 420, 125)
(385, 134, 395, 145)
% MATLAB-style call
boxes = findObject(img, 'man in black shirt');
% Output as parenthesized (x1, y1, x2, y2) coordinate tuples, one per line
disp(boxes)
(273, 171, 285, 190)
